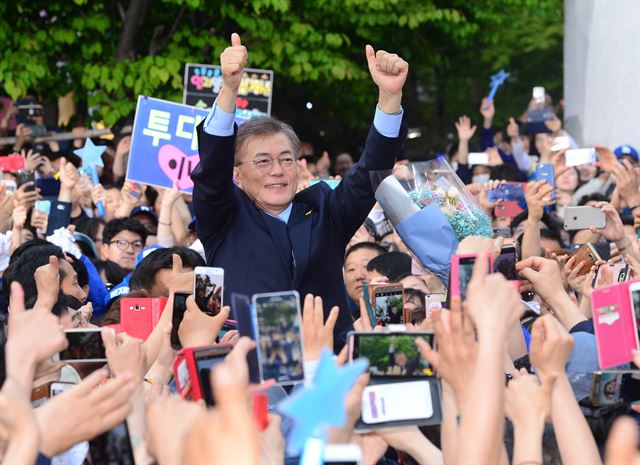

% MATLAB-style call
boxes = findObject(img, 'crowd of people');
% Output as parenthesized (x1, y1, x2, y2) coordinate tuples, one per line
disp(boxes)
(0, 31, 639, 465)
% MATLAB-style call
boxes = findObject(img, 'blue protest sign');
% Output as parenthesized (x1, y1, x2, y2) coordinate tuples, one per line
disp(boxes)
(126, 96, 210, 193)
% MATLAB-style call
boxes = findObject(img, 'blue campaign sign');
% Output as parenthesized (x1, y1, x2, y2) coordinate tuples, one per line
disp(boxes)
(126, 96, 210, 193)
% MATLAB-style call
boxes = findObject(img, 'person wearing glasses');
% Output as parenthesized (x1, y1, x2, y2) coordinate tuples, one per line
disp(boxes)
(192, 33, 408, 350)
(100, 218, 148, 272)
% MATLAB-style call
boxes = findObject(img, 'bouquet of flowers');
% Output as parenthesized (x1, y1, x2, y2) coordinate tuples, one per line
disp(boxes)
(372, 158, 492, 283)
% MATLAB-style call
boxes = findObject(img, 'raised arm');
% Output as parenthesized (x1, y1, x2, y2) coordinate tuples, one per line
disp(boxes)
(191, 33, 247, 246)
(328, 45, 407, 242)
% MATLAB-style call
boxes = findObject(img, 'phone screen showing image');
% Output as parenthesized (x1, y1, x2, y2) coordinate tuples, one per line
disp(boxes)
(194, 347, 230, 406)
(373, 287, 404, 326)
(254, 292, 304, 384)
(458, 257, 477, 300)
(354, 333, 434, 378)
(59, 330, 106, 361)
(171, 293, 190, 349)
(631, 287, 640, 332)
(194, 268, 224, 316)
(88, 421, 135, 465)
(495, 247, 517, 281)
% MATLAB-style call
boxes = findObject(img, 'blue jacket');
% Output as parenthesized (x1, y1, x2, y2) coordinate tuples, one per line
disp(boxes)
(192, 122, 405, 350)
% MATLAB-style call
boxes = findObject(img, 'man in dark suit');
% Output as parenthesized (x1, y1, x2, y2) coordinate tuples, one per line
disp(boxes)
(192, 33, 408, 349)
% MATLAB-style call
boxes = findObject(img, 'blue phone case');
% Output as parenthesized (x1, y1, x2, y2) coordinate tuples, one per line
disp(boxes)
(535, 163, 555, 199)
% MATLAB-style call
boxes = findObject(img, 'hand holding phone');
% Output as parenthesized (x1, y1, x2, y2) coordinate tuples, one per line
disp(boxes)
(451, 253, 493, 300)
(57, 329, 106, 362)
(564, 206, 606, 231)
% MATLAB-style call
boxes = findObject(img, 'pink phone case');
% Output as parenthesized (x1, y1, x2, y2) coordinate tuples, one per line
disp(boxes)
(450, 253, 493, 298)
(592, 281, 640, 369)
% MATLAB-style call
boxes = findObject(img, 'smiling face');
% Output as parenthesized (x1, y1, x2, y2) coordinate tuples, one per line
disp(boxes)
(233, 132, 300, 216)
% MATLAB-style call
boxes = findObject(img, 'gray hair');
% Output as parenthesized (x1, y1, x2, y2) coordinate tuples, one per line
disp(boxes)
(234, 116, 301, 164)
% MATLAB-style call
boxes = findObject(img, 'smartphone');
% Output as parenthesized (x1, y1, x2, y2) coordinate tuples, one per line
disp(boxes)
(535, 163, 555, 200)
(362, 380, 434, 425)
(424, 293, 446, 318)
(88, 421, 135, 465)
(450, 253, 493, 300)
(361, 282, 377, 328)
(592, 283, 639, 368)
(370, 283, 404, 326)
(323, 444, 363, 465)
(565, 148, 597, 167)
(50, 382, 74, 397)
(493, 227, 512, 239)
(16, 169, 35, 192)
(31, 123, 47, 137)
(350, 332, 434, 378)
(569, 244, 601, 276)
(1, 179, 16, 194)
(46, 200, 72, 236)
(58, 329, 106, 362)
(468, 152, 489, 166)
(564, 206, 606, 231)
(170, 292, 190, 349)
(120, 297, 167, 340)
(551, 136, 570, 151)
(193, 344, 232, 406)
(495, 245, 518, 281)
(0, 155, 26, 173)
(628, 281, 640, 339)
(487, 183, 526, 203)
(252, 291, 304, 385)
(494, 202, 524, 219)
(533, 86, 545, 104)
(592, 242, 612, 262)
(231, 293, 261, 384)
(193, 266, 224, 316)
(34, 200, 51, 214)
(589, 371, 623, 406)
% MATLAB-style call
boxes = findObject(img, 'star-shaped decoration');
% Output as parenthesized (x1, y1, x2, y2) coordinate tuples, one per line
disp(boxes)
(278, 349, 369, 456)
(74, 138, 106, 168)
(487, 69, 510, 101)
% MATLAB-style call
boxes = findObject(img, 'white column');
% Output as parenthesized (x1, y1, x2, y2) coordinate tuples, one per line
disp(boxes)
(564, 0, 640, 148)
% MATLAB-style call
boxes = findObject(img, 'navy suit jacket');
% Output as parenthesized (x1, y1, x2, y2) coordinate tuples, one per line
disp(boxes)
(191, 121, 405, 350)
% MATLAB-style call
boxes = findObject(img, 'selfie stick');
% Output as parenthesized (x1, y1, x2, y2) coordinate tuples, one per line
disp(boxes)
(487, 69, 510, 102)
(74, 139, 106, 217)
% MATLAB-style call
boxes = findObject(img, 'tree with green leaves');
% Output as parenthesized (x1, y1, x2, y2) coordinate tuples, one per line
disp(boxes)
(0, 0, 562, 152)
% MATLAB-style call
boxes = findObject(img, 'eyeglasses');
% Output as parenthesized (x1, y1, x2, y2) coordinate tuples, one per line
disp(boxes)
(236, 155, 298, 171)
(108, 239, 144, 251)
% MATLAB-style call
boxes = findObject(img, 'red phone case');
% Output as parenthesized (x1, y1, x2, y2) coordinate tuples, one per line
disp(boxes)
(252, 392, 269, 431)
(0, 155, 26, 173)
(494, 201, 524, 219)
(450, 253, 493, 298)
(120, 297, 168, 340)
(592, 280, 640, 369)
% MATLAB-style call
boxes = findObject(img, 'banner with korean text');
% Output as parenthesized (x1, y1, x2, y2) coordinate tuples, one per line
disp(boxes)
(183, 63, 274, 125)
(126, 96, 209, 193)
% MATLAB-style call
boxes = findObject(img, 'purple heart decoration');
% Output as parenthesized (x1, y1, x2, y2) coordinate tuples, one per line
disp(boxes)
(157, 144, 199, 190)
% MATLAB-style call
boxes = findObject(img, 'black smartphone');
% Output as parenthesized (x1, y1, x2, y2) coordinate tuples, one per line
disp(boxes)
(231, 293, 261, 384)
(495, 245, 518, 281)
(194, 344, 232, 406)
(252, 291, 304, 385)
(58, 329, 106, 362)
(170, 292, 190, 349)
(45, 200, 72, 236)
(88, 421, 135, 465)
(350, 332, 435, 378)
(16, 169, 35, 192)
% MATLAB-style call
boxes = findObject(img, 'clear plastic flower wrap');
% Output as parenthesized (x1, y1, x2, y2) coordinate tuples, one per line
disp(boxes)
(371, 158, 492, 283)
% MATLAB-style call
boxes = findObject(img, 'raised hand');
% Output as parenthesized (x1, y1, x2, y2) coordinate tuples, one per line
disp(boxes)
(610, 159, 640, 208)
(525, 180, 555, 223)
(301, 294, 339, 361)
(102, 329, 148, 384)
(178, 296, 230, 348)
(479, 98, 495, 126)
(365, 44, 408, 114)
(589, 201, 625, 242)
(221, 33, 248, 92)
(528, 314, 574, 383)
(455, 115, 477, 142)
(0, 377, 40, 465)
(507, 117, 520, 139)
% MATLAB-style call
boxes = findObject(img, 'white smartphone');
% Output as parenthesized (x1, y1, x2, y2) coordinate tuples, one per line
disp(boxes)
(323, 444, 363, 465)
(565, 148, 597, 167)
(563, 206, 606, 230)
(551, 136, 570, 151)
(425, 293, 446, 317)
(468, 152, 489, 166)
(193, 266, 224, 316)
(361, 380, 433, 424)
(56, 328, 106, 362)
(533, 86, 545, 104)
(50, 382, 74, 397)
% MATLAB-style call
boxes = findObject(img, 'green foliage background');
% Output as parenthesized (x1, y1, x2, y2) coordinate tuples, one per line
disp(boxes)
(0, 0, 563, 154)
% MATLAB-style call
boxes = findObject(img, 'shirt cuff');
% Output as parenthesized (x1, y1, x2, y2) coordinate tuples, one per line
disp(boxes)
(203, 100, 235, 137)
(373, 105, 403, 138)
